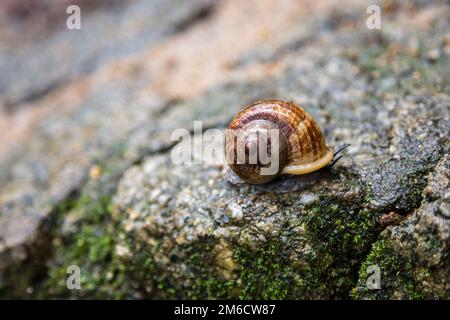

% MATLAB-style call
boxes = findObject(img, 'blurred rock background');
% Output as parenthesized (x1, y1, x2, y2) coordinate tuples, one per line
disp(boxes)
(0, 0, 448, 299)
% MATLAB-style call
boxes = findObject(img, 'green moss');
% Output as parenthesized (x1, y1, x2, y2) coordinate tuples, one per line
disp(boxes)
(304, 198, 378, 250)
(184, 247, 238, 299)
(34, 194, 128, 299)
(234, 241, 298, 299)
(124, 236, 238, 299)
(351, 239, 424, 300)
(230, 195, 380, 299)
(303, 197, 379, 295)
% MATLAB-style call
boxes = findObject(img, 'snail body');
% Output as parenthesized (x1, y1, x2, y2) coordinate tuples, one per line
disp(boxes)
(225, 99, 334, 184)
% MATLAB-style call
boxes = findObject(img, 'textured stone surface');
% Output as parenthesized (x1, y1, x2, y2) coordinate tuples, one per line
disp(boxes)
(113, 91, 448, 299)
(352, 155, 450, 299)
(0, 0, 215, 279)
(0, 0, 215, 108)
(0, 0, 449, 298)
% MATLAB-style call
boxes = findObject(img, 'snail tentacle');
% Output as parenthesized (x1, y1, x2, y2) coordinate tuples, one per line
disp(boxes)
(328, 143, 350, 168)
(333, 143, 351, 157)
(329, 155, 343, 168)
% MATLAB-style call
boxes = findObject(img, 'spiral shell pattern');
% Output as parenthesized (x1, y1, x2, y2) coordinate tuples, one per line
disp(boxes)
(227, 99, 332, 176)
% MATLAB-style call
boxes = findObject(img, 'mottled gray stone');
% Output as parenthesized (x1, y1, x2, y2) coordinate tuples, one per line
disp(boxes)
(0, 0, 216, 278)
(352, 155, 450, 299)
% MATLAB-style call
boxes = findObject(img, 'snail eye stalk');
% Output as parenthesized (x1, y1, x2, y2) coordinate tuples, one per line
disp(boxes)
(329, 144, 350, 168)
(333, 143, 351, 157)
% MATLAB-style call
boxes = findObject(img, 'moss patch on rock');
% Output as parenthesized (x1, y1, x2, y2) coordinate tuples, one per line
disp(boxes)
(34, 194, 129, 299)
(351, 239, 424, 300)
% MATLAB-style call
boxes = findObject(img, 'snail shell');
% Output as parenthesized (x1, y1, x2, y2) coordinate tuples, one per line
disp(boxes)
(225, 99, 334, 184)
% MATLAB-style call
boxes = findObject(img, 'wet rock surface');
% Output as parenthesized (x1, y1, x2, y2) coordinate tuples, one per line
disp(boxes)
(0, 0, 449, 298)
(352, 155, 450, 299)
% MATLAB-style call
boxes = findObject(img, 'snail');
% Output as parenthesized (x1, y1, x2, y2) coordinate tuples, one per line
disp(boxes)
(225, 99, 348, 187)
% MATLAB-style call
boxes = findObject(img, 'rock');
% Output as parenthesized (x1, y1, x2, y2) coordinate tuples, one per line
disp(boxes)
(352, 155, 450, 299)
(113, 91, 448, 298)
(0, 0, 217, 295)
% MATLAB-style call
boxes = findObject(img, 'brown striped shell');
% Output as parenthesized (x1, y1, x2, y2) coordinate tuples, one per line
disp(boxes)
(225, 99, 334, 184)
